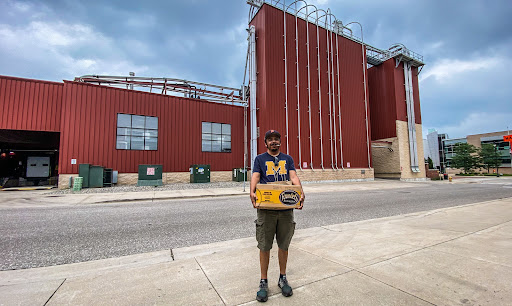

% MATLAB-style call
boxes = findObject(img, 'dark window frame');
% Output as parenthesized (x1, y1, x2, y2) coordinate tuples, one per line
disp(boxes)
(116, 113, 158, 151)
(202, 122, 231, 153)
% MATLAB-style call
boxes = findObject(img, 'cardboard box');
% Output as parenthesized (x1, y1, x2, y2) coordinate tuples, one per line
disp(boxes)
(255, 183, 302, 210)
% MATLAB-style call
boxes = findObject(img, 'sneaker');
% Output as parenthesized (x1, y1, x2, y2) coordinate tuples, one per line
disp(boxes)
(256, 279, 268, 302)
(278, 275, 293, 297)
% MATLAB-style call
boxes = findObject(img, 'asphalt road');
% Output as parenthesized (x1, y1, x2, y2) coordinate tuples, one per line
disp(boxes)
(2, 180, 512, 270)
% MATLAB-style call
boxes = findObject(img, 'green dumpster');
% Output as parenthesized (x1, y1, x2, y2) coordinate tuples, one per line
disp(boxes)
(190, 164, 210, 183)
(78, 164, 90, 188)
(232, 168, 247, 182)
(89, 166, 104, 188)
(138, 165, 163, 186)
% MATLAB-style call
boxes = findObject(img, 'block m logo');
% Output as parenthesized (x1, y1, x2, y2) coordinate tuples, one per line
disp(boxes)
(265, 160, 287, 176)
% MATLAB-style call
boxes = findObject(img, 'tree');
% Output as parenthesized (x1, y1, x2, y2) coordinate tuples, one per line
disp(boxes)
(450, 143, 480, 174)
(427, 157, 434, 169)
(479, 143, 502, 174)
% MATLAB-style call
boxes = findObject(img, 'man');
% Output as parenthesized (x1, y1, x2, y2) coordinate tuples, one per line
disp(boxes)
(250, 130, 304, 302)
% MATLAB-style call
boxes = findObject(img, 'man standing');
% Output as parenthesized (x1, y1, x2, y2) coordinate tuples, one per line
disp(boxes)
(250, 130, 304, 302)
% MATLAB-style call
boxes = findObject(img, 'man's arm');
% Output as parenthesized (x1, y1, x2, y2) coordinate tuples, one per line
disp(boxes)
(250, 172, 261, 208)
(289, 170, 304, 209)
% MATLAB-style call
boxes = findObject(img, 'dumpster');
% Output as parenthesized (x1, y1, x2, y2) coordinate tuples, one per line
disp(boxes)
(232, 168, 247, 182)
(78, 164, 91, 188)
(138, 165, 163, 186)
(89, 166, 104, 188)
(190, 164, 210, 183)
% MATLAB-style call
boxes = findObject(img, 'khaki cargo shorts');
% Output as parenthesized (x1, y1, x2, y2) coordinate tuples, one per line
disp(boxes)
(255, 209, 296, 251)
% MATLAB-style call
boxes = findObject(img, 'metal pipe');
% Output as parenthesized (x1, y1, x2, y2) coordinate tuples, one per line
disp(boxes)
(316, 10, 327, 170)
(249, 25, 258, 169)
(335, 21, 344, 169)
(305, 6, 319, 170)
(327, 12, 339, 170)
(325, 11, 334, 170)
(283, 1, 290, 155)
(292, 2, 305, 170)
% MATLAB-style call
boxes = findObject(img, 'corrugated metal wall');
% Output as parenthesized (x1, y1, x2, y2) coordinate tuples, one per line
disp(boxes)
(250, 4, 371, 169)
(59, 82, 244, 174)
(368, 60, 398, 140)
(368, 59, 422, 140)
(0, 76, 63, 132)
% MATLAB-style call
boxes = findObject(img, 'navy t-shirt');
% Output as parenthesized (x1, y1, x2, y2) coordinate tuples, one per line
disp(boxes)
(253, 152, 296, 184)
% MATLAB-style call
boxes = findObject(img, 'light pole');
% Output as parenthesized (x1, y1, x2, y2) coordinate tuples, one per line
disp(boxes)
(494, 144, 500, 177)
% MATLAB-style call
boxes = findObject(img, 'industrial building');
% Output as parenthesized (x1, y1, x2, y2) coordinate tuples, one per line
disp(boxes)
(0, 0, 426, 188)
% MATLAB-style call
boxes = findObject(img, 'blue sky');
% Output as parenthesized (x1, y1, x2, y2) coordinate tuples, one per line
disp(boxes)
(1, 0, 511, 139)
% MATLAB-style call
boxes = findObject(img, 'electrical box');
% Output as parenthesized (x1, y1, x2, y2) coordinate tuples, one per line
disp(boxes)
(232, 168, 247, 182)
(138, 165, 163, 186)
(190, 164, 210, 183)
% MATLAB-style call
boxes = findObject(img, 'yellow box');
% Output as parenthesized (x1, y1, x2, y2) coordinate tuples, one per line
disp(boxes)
(255, 183, 302, 210)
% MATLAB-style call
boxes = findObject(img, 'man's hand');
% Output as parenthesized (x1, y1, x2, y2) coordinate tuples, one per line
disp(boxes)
(296, 192, 305, 210)
(250, 192, 257, 208)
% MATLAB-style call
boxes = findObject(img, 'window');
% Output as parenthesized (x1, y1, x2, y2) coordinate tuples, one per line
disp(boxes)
(116, 114, 158, 150)
(202, 122, 231, 152)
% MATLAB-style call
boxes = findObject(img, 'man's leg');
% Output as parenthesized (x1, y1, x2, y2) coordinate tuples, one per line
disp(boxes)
(260, 250, 270, 279)
(278, 248, 288, 275)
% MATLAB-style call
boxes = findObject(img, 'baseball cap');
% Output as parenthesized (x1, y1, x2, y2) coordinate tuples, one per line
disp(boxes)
(264, 130, 281, 141)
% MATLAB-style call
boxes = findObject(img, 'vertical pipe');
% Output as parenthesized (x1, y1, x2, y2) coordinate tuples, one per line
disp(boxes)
(249, 25, 258, 169)
(306, 9, 314, 170)
(316, 15, 325, 170)
(283, 1, 289, 154)
(361, 34, 371, 168)
(335, 26, 344, 169)
(328, 17, 339, 170)
(326, 14, 334, 170)
(294, 3, 302, 170)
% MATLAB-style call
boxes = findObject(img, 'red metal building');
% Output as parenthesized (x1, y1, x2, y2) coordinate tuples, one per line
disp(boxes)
(249, 3, 371, 171)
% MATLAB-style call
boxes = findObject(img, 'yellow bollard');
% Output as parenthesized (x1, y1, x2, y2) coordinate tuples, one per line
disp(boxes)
(448, 176, 452, 182)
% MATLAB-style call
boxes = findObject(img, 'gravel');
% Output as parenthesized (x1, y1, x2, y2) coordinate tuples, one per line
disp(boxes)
(49, 181, 249, 194)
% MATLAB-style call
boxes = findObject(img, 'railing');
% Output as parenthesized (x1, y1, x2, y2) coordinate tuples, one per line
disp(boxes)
(74, 75, 247, 106)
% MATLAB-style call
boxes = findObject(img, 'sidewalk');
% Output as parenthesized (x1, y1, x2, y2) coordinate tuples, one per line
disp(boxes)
(1, 197, 511, 305)
(0, 179, 435, 208)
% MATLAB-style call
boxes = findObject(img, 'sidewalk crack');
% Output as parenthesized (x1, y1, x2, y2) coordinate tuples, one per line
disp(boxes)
(354, 270, 436, 305)
(195, 258, 226, 305)
(43, 278, 66, 305)
(170, 248, 175, 261)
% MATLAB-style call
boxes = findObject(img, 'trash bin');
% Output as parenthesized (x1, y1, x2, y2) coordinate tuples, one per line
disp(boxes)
(232, 168, 247, 182)
(190, 164, 210, 183)
(443, 173, 448, 180)
(89, 166, 104, 188)
(78, 164, 90, 188)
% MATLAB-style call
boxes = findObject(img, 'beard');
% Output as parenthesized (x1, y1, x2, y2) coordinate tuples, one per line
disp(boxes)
(268, 143, 280, 153)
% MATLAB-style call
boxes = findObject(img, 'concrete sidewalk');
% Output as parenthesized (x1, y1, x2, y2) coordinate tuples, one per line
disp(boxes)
(1, 197, 511, 305)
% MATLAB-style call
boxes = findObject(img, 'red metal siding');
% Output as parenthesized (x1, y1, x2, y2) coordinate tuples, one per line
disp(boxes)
(250, 4, 371, 169)
(59, 82, 244, 174)
(0, 75, 63, 132)
(411, 66, 422, 124)
(368, 59, 398, 140)
(367, 59, 423, 140)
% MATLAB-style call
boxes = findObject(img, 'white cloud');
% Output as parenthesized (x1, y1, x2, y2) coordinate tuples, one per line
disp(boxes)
(427, 112, 512, 139)
(0, 20, 149, 80)
(419, 57, 500, 83)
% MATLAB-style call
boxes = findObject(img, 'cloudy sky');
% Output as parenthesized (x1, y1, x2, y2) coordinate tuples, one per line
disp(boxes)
(1, 0, 511, 139)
